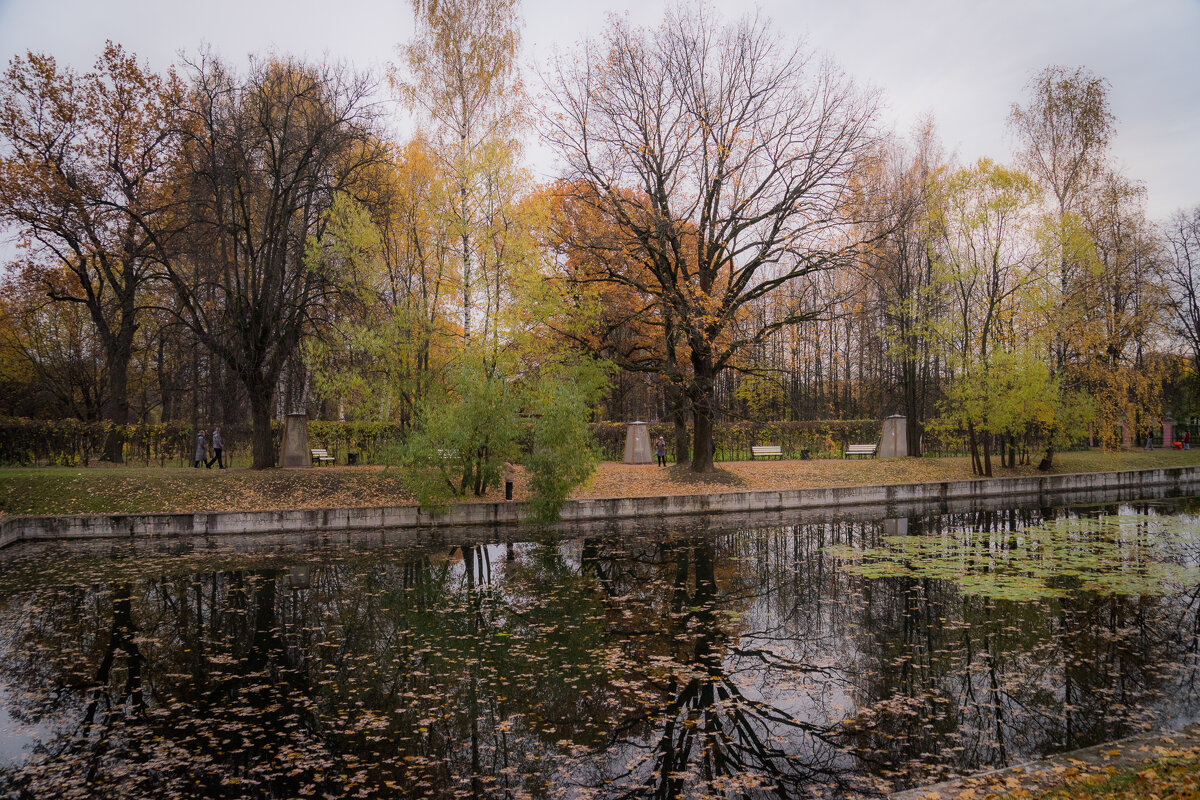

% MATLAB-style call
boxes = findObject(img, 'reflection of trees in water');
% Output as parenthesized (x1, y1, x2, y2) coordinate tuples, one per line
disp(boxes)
(0, 544, 628, 798)
(836, 505, 1200, 790)
(574, 534, 867, 798)
(0, 503, 1198, 798)
(0, 570, 334, 798)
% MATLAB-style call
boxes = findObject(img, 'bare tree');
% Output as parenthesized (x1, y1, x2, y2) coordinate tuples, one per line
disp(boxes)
(1164, 205, 1200, 374)
(544, 7, 879, 471)
(166, 54, 384, 468)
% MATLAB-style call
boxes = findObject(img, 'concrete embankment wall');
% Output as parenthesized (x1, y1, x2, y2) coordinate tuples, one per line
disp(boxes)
(3, 466, 1199, 550)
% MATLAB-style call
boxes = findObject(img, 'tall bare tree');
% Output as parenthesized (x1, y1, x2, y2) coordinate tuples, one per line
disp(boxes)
(1165, 204, 1200, 375)
(166, 54, 384, 468)
(858, 121, 946, 455)
(544, 7, 879, 471)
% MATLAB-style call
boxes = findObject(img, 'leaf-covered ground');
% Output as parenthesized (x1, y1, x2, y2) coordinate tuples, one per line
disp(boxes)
(902, 727, 1200, 800)
(1011, 748, 1200, 799)
(2, 449, 1199, 517)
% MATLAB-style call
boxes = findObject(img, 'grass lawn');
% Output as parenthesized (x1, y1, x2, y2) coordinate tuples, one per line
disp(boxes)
(2, 448, 1200, 518)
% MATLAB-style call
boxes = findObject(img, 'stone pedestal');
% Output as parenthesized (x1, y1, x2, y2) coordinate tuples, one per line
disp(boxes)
(280, 412, 312, 468)
(1121, 422, 1132, 450)
(623, 421, 653, 464)
(878, 415, 908, 458)
(1163, 416, 1176, 446)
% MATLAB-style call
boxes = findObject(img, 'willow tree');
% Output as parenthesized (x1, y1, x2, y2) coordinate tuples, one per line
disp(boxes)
(545, 7, 878, 471)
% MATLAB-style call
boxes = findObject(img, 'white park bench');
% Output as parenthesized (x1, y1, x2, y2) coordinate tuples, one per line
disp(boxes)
(845, 443, 877, 458)
(750, 445, 783, 460)
(311, 448, 335, 466)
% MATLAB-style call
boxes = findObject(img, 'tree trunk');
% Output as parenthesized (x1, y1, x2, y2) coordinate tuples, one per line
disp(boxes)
(690, 348, 715, 472)
(1038, 441, 1056, 472)
(249, 387, 275, 469)
(666, 382, 690, 464)
(903, 353, 922, 457)
(461, 194, 472, 342)
(102, 346, 131, 463)
(967, 421, 982, 476)
(221, 362, 241, 427)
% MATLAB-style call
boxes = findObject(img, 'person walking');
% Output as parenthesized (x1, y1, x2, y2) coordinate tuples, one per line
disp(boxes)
(194, 429, 208, 468)
(206, 426, 225, 469)
(1185, 430, 1191, 451)
(655, 435, 667, 467)
(503, 461, 515, 501)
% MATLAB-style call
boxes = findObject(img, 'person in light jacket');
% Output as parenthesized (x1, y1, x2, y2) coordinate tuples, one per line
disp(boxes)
(206, 426, 225, 469)
(194, 430, 207, 468)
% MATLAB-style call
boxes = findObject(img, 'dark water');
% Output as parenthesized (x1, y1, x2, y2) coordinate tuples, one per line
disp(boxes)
(2, 498, 1200, 799)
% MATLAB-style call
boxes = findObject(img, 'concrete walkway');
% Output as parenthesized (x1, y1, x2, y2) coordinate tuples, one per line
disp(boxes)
(892, 723, 1200, 799)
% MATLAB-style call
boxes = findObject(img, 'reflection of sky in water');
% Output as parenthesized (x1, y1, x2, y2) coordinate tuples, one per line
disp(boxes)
(0, 499, 1199, 797)
(0, 685, 40, 765)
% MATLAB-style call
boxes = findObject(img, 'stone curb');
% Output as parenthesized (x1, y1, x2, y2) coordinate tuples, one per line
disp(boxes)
(2, 465, 1199, 550)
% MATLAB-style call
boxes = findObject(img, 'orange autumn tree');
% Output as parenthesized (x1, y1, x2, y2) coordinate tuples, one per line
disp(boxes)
(544, 8, 879, 471)
(540, 179, 697, 459)
(0, 43, 183, 461)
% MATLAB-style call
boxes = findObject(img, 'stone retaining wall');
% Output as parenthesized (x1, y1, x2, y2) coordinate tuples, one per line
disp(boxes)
(3, 466, 1199, 549)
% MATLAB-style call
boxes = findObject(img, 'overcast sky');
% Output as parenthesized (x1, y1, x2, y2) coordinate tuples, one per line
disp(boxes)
(0, 0, 1196, 238)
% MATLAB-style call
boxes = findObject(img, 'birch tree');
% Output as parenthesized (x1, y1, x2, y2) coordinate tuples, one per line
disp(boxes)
(398, 0, 523, 346)
(1009, 65, 1115, 467)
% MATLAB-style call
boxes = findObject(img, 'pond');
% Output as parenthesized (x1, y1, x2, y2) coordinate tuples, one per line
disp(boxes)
(1, 496, 1199, 799)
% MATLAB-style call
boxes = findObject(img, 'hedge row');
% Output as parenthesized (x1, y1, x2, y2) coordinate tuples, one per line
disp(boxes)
(0, 416, 973, 467)
(0, 418, 409, 467)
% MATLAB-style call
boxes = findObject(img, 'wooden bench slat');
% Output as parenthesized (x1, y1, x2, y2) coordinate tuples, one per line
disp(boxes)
(750, 445, 783, 460)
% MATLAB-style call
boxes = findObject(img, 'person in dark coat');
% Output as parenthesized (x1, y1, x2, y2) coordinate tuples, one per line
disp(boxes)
(206, 426, 225, 469)
(655, 436, 667, 467)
